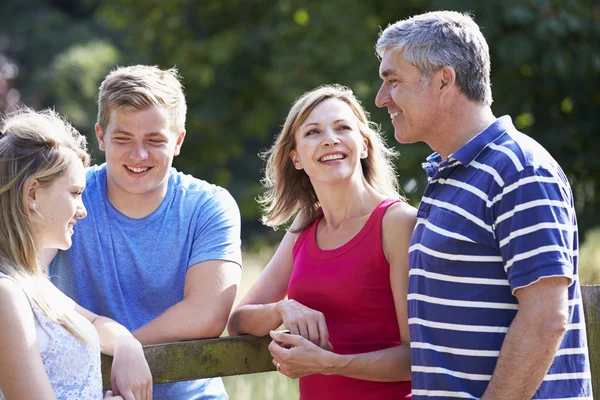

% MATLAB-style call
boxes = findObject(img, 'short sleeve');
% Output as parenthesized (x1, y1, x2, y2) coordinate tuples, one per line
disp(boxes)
(493, 165, 576, 293)
(188, 188, 242, 268)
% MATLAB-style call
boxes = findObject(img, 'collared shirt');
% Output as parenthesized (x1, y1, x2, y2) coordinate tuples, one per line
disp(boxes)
(408, 116, 593, 399)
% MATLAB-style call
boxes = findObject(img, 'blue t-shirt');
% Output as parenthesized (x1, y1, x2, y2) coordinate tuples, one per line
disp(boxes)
(50, 164, 242, 400)
(408, 116, 592, 399)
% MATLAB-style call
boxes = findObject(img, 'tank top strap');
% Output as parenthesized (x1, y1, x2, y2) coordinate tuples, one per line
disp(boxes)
(292, 213, 322, 258)
(370, 198, 403, 243)
(372, 198, 402, 218)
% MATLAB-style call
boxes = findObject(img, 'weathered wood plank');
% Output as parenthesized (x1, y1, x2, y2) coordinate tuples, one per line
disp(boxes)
(582, 285, 599, 397)
(101, 334, 275, 390)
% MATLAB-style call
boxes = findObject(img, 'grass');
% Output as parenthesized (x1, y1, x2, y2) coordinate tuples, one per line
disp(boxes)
(222, 246, 300, 400)
(221, 227, 600, 399)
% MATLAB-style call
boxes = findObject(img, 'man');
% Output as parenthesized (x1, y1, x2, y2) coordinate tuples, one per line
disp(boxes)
(375, 11, 592, 399)
(47, 65, 242, 400)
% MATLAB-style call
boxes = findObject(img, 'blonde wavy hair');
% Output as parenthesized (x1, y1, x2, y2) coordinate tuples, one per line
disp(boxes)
(259, 84, 403, 232)
(0, 108, 90, 342)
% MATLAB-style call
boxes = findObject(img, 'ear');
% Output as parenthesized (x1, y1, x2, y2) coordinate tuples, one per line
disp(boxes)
(289, 150, 302, 170)
(438, 66, 456, 95)
(173, 130, 186, 156)
(360, 136, 369, 159)
(24, 178, 40, 212)
(95, 123, 106, 152)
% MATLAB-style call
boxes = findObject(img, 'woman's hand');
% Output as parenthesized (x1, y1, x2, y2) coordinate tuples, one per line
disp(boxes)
(109, 336, 152, 400)
(268, 330, 337, 379)
(276, 299, 332, 350)
(104, 390, 123, 399)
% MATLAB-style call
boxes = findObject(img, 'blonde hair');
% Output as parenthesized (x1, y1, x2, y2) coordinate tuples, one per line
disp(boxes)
(260, 84, 402, 232)
(97, 65, 187, 133)
(0, 108, 90, 342)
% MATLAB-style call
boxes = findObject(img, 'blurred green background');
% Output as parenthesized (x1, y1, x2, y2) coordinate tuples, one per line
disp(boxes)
(1, 0, 599, 397)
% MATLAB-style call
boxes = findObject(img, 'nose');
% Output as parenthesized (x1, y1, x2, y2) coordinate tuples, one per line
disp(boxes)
(129, 142, 149, 160)
(322, 127, 340, 147)
(76, 200, 87, 219)
(375, 83, 390, 108)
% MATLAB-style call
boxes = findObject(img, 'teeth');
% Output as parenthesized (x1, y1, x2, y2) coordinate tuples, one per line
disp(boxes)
(390, 112, 399, 119)
(127, 166, 149, 173)
(320, 154, 344, 162)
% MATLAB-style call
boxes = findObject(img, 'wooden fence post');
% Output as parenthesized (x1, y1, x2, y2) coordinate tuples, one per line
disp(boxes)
(582, 285, 599, 396)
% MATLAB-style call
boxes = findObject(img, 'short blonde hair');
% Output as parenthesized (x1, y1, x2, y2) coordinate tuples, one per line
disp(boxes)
(97, 65, 187, 132)
(260, 84, 402, 232)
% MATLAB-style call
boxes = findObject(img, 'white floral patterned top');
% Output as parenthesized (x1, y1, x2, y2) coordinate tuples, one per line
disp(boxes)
(0, 273, 102, 400)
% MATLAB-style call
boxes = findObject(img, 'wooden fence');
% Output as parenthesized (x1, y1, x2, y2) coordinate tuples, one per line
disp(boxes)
(102, 285, 600, 394)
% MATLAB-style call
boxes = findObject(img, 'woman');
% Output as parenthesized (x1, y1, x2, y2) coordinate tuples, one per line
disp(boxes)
(228, 85, 415, 399)
(0, 109, 152, 400)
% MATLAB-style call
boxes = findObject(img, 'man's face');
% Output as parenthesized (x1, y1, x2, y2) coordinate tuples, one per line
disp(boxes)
(95, 107, 185, 201)
(375, 50, 439, 144)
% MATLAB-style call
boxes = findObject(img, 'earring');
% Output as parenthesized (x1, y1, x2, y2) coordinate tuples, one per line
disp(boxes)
(295, 162, 302, 169)
(31, 202, 38, 210)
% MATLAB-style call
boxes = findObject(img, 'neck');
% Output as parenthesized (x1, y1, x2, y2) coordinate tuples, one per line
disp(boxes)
(105, 179, 168, 219)
(429, 103, 496, 161)
(312, 176, 385, 229)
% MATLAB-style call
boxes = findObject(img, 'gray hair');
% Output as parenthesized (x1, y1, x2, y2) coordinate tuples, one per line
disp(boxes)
(376, 11, 492, 106)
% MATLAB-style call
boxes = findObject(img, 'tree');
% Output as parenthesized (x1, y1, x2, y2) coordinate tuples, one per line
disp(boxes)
(2, 0, 598, 244)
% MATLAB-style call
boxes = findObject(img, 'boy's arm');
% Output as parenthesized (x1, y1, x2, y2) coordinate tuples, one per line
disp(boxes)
(132, 260, 241, 344)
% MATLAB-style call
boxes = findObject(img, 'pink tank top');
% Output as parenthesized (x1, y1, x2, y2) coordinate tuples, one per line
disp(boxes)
(288, 198, 412, 399)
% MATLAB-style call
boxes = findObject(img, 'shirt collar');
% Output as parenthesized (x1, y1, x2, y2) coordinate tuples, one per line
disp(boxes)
(450, 115, 514, 166)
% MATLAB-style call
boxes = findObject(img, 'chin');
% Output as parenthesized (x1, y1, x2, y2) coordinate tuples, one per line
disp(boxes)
(57, 239, 72, 251)
(394, 132, 418, 145)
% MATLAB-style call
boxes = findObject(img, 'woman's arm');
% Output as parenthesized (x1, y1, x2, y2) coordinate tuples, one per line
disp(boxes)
(227, 229, 331, 348)
(227, 230, 296, 336)
(0, 279, 56, 400)
(42, 280, 152, 400)
(269, 202, 417, 381)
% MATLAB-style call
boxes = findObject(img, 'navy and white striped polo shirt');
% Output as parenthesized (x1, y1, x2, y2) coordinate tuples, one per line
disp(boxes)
(408, 116, 593, 399)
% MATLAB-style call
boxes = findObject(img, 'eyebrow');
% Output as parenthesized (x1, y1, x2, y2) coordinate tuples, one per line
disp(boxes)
(112, 130, 167, 137)
(302, 119, 349, 128)
(380, 68, 396, 78)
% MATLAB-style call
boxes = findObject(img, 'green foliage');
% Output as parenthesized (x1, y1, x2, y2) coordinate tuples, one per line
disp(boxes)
(579, 228, 600, 285)
(1, 0, 599, 242)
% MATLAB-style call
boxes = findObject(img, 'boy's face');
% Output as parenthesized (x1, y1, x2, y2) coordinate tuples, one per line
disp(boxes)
(95, 106, 185, 202)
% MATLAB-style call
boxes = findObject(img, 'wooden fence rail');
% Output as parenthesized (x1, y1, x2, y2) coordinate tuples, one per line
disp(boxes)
(102, 285, 600, 394)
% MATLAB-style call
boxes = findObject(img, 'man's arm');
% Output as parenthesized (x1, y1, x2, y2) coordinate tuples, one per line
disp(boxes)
(132, 260, 241, 345)
(481, 276, 570, 400)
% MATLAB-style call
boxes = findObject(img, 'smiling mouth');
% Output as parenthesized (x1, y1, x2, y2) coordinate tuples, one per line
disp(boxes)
(126, 166, 151, 173)
(319, 154, 346, 162)
(390, 112, 399, 119)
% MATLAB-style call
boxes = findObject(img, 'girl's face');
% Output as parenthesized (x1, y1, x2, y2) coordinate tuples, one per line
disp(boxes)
(32, 153, 87, 251)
